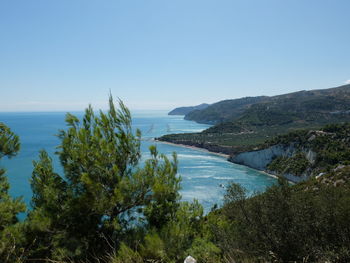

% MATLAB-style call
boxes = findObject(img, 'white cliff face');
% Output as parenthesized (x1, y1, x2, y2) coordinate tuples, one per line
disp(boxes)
(231, 144, 295, 170)
(230, 144, 316, 183)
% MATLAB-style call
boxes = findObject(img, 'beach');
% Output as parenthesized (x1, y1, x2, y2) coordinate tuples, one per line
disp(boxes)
(153, 139, 230, 159)
(153, 138, 286, 183)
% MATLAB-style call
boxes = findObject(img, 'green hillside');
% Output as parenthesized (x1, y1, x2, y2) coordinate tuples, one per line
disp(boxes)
(184, 96, 267, 124)
(159, 84, 350, 153)
(265, 123, 350, 178)
(185, 84, 350, 125)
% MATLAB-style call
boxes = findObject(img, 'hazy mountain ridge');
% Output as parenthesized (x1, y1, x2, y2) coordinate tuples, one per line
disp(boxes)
(185, 84, 350, 125)
(168, 103, 209, 115)
(184, 96, 268, 124)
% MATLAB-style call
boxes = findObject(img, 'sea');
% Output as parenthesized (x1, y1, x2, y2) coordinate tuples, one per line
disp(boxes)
(0, 110, 276, 213)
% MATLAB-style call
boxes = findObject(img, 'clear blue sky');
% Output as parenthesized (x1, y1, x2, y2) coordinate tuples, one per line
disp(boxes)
(1, 0, 349, 111)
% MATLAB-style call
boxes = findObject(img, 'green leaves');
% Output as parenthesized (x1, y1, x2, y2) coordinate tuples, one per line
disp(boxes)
(0, 123, 20, 159)
(0, 123, 25, 263)
(28, 96, 182, 261)
(217, 177, 350, 262)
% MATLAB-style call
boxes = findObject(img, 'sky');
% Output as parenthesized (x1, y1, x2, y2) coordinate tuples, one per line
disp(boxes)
(0, 0, 350, 111)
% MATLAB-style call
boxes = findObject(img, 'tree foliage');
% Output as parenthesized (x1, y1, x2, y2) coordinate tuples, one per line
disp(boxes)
(215, 178, 350, 262)
(0, 123, 26, 263)
(2, 98, 350, 263)
(26, 97, 181, 261)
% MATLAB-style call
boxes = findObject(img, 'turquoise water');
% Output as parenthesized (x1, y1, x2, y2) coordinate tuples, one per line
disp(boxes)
(0, 110, 276, 212)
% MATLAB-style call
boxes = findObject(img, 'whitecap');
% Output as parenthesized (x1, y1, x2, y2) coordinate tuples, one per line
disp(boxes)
(182, 175, 212, 179)
(213, 176, 234, 180)
(177, 154, 222, 161)
(181, 165, 215, 169)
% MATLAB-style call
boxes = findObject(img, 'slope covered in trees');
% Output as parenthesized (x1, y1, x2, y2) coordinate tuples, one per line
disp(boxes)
(184, 84, 350, 125)
(264, 123, 350, 178)
(184, 96, 267, 124)
(159, 84, 350, 155)
(214, 174, 350, 262)
(0, 123, 26, 262)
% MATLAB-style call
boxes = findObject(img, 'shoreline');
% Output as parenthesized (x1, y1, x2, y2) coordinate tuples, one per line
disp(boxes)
(153, 139, 230, 158)
(153, 139, 283, 182)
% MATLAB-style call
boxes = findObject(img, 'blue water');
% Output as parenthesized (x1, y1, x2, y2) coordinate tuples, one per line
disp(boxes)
(0, 111, 276, 212)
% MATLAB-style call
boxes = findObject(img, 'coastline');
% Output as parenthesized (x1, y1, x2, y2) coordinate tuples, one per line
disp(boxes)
(153, 139, 230, 158)
(153, 138, 283, 182)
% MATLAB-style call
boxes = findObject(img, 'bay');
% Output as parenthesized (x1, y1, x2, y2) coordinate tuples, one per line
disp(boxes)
(0, 110, 276, 213)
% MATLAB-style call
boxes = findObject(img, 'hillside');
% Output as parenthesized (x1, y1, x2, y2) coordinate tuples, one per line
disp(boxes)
(185, 84, 350, 124)
(168, 103, 209, 115)
(214, 166, 350, 262)
(158, 84, 350, 156)
(184, 96, 267, 124)
(231, 123, 350, 182)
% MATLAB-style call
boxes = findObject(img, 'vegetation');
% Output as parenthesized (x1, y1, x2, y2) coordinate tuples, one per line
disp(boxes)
(0, 98, 220, 263)
(184, 84, 350, 125)
(1, 98, 350, 262)
(157, 121, 321, 155)
(215, 177, 350, 262)
(0, 123, 26, 263)
(263, 123, 350, 177)
(267, 152, 310, 176)
(161, 84, 350, 155)
(184, 96, 267, 124)
(24, 97, 188, 261)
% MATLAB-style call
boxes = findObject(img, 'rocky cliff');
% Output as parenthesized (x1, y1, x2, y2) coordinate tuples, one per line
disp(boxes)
(230, 144, 295, 170)
(229, 144, 317, 183)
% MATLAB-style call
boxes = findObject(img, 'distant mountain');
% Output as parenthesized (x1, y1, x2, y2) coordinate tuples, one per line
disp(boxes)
(168, 103, 209, 115)
(207, 84, 350, 130)
(184, 96, 267, 124)
(185, 84, 350, 125)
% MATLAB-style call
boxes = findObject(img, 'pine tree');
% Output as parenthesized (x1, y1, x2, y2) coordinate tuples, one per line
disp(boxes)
(0, 123, 26, 262)
(28, 96, 181, 261)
